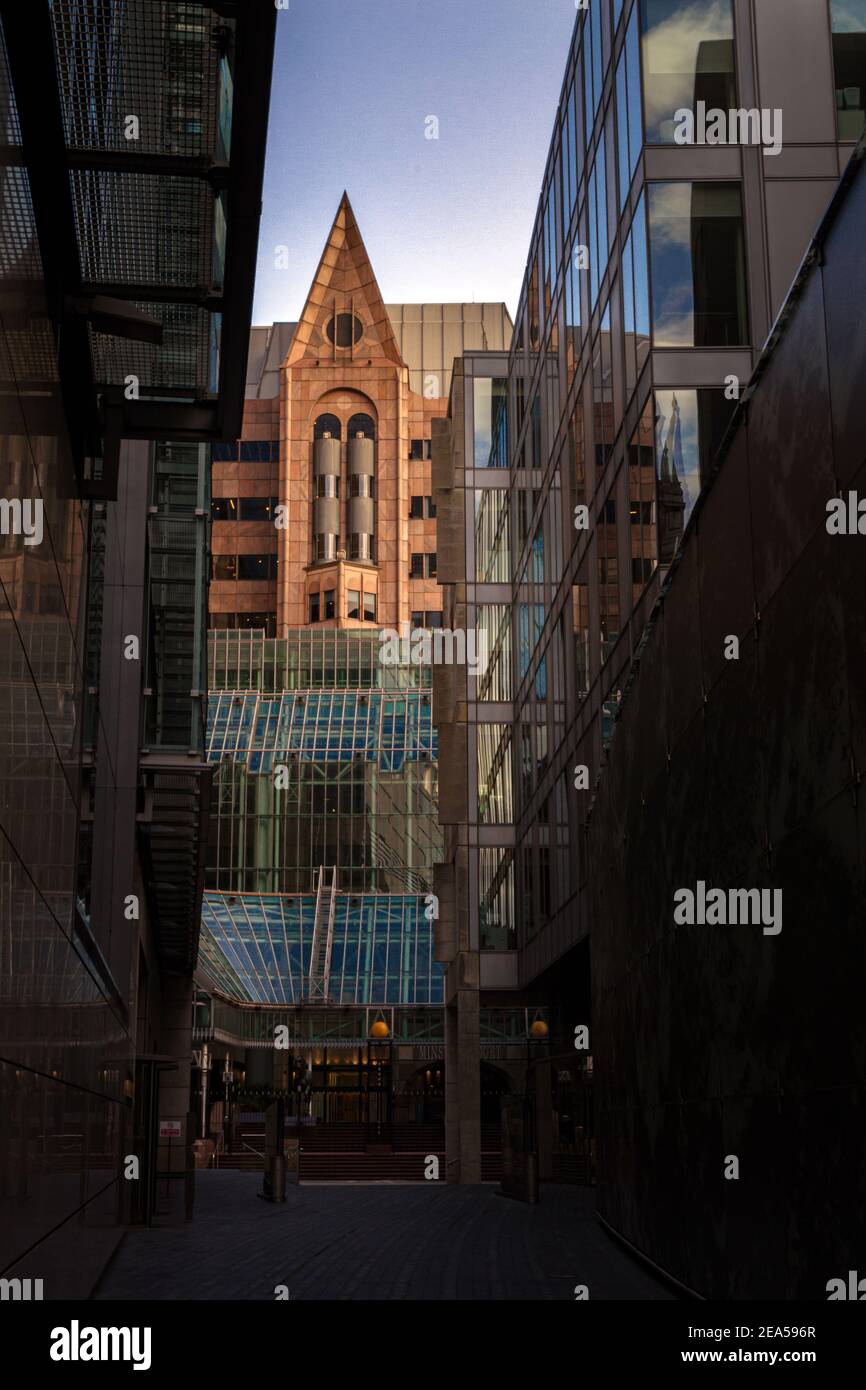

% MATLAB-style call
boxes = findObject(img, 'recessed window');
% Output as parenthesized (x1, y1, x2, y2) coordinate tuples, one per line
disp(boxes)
(239, 497, 276, 521)
(326, 313, 363, 347)
(238, 441, 279, 462)
(363, 592, 377, 622)
(237, 553, 277, 580)
(409, 495, 436, 519)
(323, 589, 336, 620)
(316, 475, 340, 498)
(212, 554, 237, 580)
(410, 553, 437, 579)
(309, 592, 320, 623)
(236, 612, 276, 636)
(648, 183, 749, 347)
(212, 497, 237, 520)
(349, 474, 374, 498)
(314, 414, 342, 440)
(212, 443, 239, 462)
(348, 413, 375, 439)
(410, 438, 432, 460)
(347, 589, 361, 620)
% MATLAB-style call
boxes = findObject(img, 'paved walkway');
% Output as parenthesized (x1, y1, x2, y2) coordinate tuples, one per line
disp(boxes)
(95, 1173, 675, 1301)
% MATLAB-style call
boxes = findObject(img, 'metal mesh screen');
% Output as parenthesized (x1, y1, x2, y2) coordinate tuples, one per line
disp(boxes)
(51, 0, 227, 158)
(88, 300, 214, 389)
(71, 170, 214, 288)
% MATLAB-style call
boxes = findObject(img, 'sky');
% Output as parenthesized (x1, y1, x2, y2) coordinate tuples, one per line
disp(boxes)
(252, 0, 579, 325)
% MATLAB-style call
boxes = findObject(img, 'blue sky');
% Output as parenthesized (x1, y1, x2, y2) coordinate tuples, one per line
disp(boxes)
(252, 0, 578, 324)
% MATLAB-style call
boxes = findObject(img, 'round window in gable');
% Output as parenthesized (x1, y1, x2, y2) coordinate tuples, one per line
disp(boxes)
(326, 313, 364, 348)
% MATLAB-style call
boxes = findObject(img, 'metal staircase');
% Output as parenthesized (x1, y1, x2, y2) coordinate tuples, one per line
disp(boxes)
(307, 865, 337, 1002)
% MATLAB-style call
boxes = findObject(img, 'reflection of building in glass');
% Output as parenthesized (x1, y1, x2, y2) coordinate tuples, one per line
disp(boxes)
(432, 0, 863, 1207)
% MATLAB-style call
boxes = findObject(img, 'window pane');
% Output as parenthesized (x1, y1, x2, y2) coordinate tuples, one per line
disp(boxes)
(640, 0, 736, 144)
(363, 592, 377, 622)
(654, 387, 738, 549)
(211, 497, 237, 520)
(309, 593, 320, 623)
(473, 377, 508, 467)
(648, 182, 748, 347)
(212, 554, 236, 579)
(324, 589, 336, 620)
(832, 0, 866, 138)
(410, 495, 423, 519)
(239, 497, 275, 520)
(237, 553, 275, 580)
(347, 589, 360, 620)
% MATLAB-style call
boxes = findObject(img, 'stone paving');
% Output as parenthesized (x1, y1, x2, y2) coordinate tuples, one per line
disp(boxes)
(95, 1172, 676, 1301)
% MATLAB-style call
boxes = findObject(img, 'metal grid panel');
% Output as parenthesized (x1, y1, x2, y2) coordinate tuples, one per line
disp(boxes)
(0, 166, 43, 279)
(71, 170, 214, 288)
(51, 0, 226, 157)
(207, 691, 437, 772)
(0, 19, 22, 145)
(208, 628, 432, 693)
(88, 300, 213, 389)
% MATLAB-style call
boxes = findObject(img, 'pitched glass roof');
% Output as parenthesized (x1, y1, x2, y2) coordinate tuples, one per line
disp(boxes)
(200, 892, 443, 1007)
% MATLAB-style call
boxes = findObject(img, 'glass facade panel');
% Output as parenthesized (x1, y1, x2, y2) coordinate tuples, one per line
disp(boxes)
(654, 387, 738, 549)
(477, 724, 513, 823)
(588, 131, 609, 309)
(616, 2, 643, 208)
(648, 182, 748, 347)
(474, 488, 511, 582)
(479, 848, 517, 950)
(832, 0, 866, 138)
(640, 0, 736, 144)
(474, 376, 508, 467)
(623, 192, 650, 399)
(628, 399, 658, 600)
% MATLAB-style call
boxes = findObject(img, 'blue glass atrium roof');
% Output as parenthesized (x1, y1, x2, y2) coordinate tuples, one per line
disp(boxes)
(207, 691, 436, 773)
(200, 892, 444, 1006)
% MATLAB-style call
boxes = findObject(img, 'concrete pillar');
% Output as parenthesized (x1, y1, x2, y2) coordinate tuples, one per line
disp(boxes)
(457, 987, 481, 1183)
(445, 1003, 459, 1183)
(535, 1057, 554, 1181)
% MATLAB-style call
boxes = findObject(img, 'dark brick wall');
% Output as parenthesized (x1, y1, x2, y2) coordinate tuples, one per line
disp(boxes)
(590, 161, 866, 1299)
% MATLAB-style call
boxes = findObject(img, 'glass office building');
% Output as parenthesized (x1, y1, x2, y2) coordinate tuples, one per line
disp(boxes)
(433, 0, 865, 1186)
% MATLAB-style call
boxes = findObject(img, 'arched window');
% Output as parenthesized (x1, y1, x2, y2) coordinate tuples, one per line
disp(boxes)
(347, 413, 375, 440)
(314, 413, 342, 440)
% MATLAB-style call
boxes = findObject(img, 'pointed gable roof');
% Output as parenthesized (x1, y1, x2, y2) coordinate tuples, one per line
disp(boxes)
(285, 193, 405, 368)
